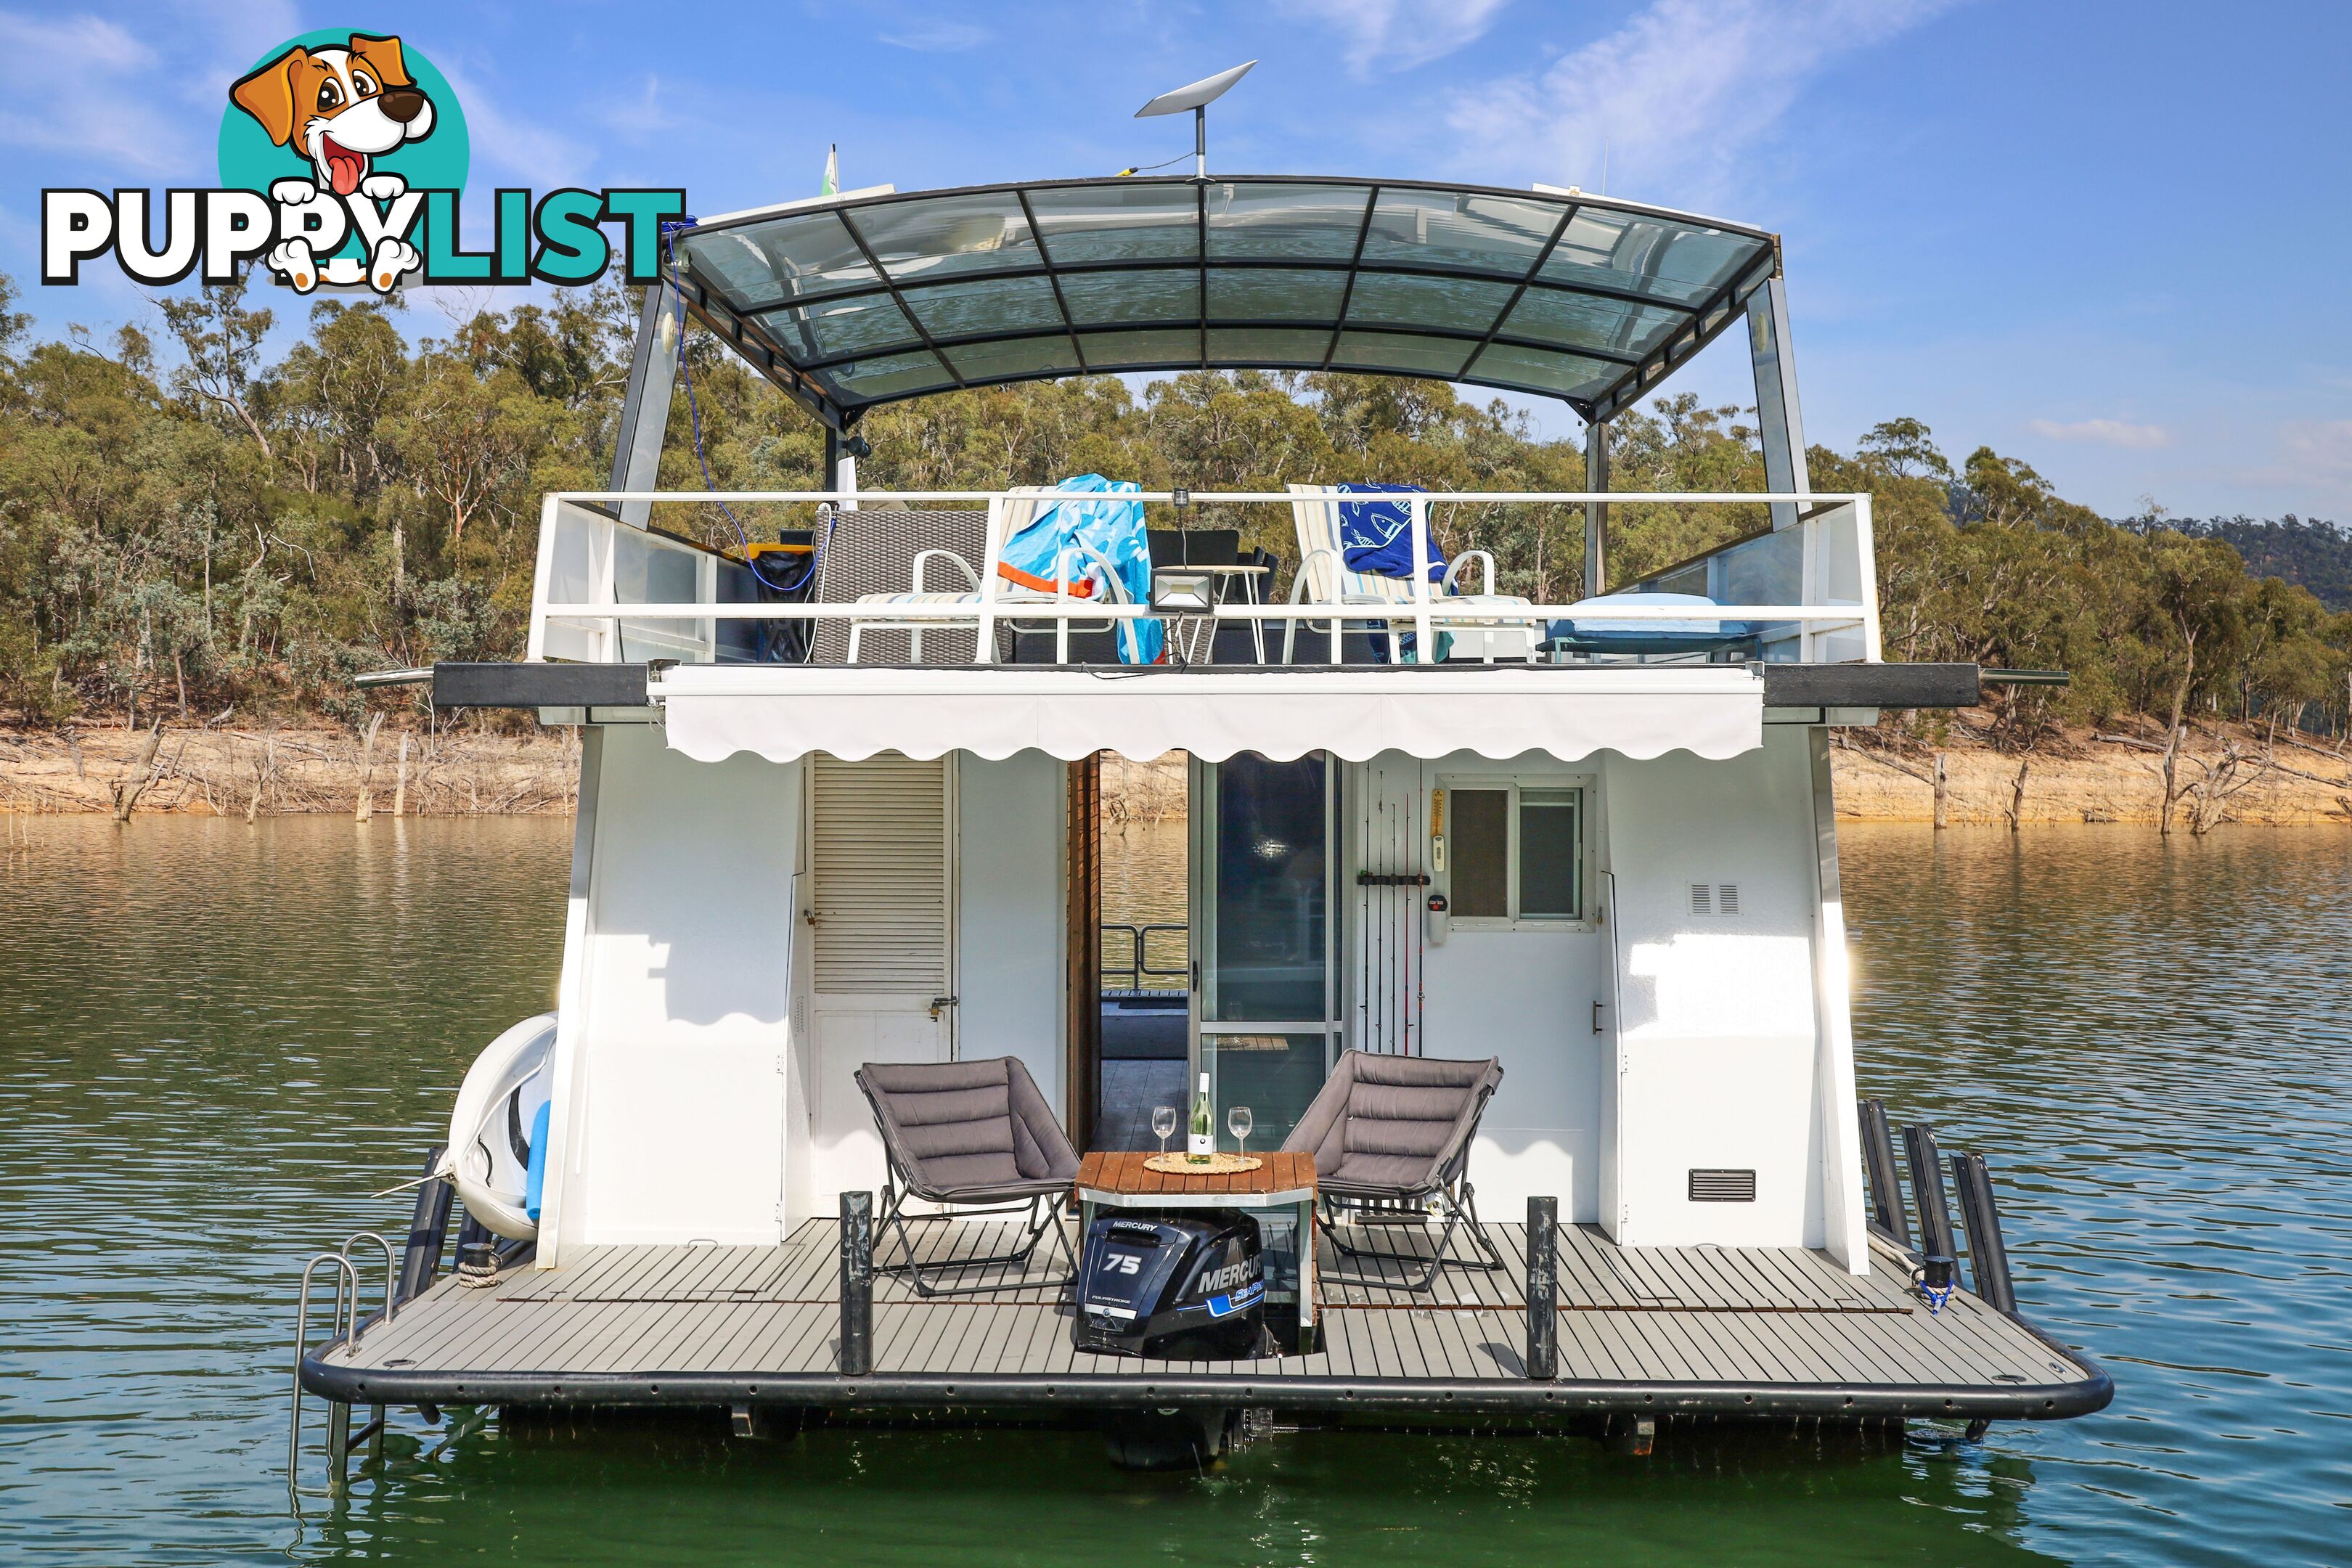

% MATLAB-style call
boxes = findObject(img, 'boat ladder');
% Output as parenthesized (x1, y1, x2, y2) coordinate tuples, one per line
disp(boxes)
(287, 1230, 397, 1495)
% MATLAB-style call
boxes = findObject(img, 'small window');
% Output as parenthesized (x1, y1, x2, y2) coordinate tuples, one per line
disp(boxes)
(1443, 782, 1586, 927)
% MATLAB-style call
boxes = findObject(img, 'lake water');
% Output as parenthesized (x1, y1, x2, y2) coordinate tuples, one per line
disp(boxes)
(2, 816, 2346, 1565)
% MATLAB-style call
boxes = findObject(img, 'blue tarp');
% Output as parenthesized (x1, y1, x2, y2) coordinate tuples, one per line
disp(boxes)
(1000, 475, 1162, 663)
(1337, 483, 1444, 582)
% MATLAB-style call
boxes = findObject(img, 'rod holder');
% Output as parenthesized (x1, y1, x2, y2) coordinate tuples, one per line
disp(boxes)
(1857, 1098, 1911, 1249)
(1951, 1151, 2020, 1315)
(1524, 1196, 1558, 1381)
(839, 1191, 874, 1376)
(399, 1144, 455, 1304)
(1902, 1122, 1957, 1269)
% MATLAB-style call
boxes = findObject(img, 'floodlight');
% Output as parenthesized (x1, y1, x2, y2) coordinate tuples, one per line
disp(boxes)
(1135, 60, 1257, 177)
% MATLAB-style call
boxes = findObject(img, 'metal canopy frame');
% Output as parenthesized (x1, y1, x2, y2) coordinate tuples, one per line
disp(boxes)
(664, 176, 1781, 430)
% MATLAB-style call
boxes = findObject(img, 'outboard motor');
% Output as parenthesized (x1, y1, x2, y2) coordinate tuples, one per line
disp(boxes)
(1077, 1211, 1264, 1359)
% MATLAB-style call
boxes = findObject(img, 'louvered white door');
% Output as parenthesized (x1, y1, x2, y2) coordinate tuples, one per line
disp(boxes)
(807, 754, 955, 1206)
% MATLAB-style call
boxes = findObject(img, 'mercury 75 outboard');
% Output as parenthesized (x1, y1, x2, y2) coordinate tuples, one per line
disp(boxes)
(1077, 1212, 1265, 1359)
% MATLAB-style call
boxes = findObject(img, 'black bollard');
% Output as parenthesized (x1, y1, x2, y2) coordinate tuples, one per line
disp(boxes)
(1524, 1196, 1558, 1381)
(839, 1191, 873, 1376)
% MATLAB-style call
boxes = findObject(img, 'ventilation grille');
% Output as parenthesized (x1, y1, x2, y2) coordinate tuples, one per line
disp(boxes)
(1688, 1168, 1757, 1203)
(812, 754, 948, 992)
(1689, 882, 1740, 916)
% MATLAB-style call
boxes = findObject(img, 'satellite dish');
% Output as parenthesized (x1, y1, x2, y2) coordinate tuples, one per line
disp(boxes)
(1134, 60, 1257, 177)
(1135, 60, 1256, 118)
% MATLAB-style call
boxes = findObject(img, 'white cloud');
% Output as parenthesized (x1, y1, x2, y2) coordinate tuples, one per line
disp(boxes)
(2276, 420, 2352, 483)
(878, 20, 992, 53)
(1278, 0, 1510, 75)
(0, 11, 181, 171)
(607, 75, 679, 142)
(1450, 0, 1960, 203)
(429, 60, 597, 187)
(2027, 417, 2175, 449)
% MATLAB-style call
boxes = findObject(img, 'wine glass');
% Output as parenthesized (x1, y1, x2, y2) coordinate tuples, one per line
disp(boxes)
(1151, 1105, 1177, 1156)
(1228, 1104, 1254, 1159)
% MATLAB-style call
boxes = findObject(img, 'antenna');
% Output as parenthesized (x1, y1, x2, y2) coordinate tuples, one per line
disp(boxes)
(1135, 60, 1257, 179)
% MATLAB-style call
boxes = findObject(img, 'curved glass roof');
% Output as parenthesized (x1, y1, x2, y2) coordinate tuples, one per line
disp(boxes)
(670, 177, 1778, 429)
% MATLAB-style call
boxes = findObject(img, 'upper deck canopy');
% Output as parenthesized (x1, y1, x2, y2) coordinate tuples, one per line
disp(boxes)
(669, 178, 1779, 430)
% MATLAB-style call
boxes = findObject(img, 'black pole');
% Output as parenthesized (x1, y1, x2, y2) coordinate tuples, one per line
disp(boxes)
(1951, 1151, 2020, 1315)
(839, 1191, 873, 1376)
(1858, 1099, 1911, 1249)
(823, 428, 841, 494)
(397, 1144, 454, 1305)
(1524, 1196, 1557, 1381)
(1902, 1124, 1956, 1291)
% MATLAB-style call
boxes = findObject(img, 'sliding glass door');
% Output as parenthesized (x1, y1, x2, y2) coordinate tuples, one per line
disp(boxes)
(1190, 752, 1339, 1153)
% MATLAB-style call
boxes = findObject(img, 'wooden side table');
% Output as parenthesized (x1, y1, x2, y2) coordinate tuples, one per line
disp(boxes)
(1074, 1151, 1318, 1353)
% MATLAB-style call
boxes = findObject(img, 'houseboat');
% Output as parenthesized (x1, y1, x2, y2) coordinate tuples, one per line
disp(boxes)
(295, 171, 2110, 1478)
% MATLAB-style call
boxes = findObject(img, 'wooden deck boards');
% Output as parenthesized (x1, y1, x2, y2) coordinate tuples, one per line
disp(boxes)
(322, 1222, 2088, 1402)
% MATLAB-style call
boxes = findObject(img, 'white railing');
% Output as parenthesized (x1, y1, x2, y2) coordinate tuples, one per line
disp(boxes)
(525, 489, 1879, 668)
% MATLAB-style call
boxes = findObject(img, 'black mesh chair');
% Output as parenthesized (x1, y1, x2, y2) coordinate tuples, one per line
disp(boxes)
(854, 1056, 1081, 1297)
(1281, 1050, 1506, 1291)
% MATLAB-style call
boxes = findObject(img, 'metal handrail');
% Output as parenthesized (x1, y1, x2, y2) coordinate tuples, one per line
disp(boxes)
(288, 1253, 359, 1485)
(340, 1231, 399, 1328)
(1100, 922, 1188, 991)
(528, 487, 1880, 668)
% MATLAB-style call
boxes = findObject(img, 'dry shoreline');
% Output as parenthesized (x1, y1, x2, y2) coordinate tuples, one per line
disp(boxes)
(0, 723, 578, 820)
(3, 719, 2345, 827)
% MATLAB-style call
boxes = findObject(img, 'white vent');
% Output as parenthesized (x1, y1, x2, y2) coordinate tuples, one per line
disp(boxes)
(812, 754, 948, 992)
(1690, 881, 1739, 916)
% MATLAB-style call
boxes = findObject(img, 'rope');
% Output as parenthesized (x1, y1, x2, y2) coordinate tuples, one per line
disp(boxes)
(1912, 1264, 1954, 1315)
(658, 217, 835, 599)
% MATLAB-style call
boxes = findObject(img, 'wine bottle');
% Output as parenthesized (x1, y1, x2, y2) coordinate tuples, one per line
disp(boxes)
(1187, 1071, 1214, 1162)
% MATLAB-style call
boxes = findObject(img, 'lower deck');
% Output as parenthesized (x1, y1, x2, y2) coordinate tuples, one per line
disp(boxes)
(308, 1221, 2107, 1421)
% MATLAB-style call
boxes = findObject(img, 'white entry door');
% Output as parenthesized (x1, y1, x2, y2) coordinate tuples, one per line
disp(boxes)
(807, 754, 955, 1207)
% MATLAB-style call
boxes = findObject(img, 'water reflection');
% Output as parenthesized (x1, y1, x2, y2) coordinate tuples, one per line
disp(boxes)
(0, 817, 2344, 1565)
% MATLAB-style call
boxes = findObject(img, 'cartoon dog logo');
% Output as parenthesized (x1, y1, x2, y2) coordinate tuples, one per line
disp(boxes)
(229, 33, 433, 290)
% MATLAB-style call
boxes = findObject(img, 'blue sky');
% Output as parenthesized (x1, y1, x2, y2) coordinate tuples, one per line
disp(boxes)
(5, 1, 2349, 520)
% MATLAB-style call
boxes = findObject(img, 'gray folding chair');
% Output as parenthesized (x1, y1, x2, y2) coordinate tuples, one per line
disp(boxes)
(1281, 1050, 1506, 1292)
(854, 1056, 1081, 1297)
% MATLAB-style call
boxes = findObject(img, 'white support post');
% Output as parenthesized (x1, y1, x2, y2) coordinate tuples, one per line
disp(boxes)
(1747, 276, 1810, 534)
(526, 494, 559, 662)
(1807, 726, 1869, 1274)
(973, 495, 1004, 663)
(533, 726, 604, 1266)
(1584, 420, 1609, 597)
(611, 285, 683, 531)
(1408, 495, 1435, 665)
(1855, 494, 1883, 662)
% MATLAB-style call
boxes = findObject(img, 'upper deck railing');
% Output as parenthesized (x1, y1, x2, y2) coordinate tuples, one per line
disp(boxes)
(525, 489, 1879, 669)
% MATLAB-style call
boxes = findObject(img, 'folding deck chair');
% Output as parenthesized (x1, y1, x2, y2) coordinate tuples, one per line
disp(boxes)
(854, 1056, 1082, 1298)
(1279, 1050, 1508, 1292)
(1284, 484, 1543, 663)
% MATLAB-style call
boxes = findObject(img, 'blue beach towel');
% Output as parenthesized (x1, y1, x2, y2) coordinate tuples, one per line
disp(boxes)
(1337, 483, 1444, 583)
(1000, 475, 1163, 663)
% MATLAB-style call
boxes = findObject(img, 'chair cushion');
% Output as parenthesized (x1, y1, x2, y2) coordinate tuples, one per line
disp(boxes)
(1283, 1052, 1502, 1197)
(859, 1056, 1080, 1199)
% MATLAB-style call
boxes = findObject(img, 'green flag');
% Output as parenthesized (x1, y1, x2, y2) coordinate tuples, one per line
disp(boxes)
(821, 144, 837, 197)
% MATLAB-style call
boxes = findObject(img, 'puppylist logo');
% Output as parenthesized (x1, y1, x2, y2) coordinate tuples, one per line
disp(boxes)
(42, 29, 682, 295)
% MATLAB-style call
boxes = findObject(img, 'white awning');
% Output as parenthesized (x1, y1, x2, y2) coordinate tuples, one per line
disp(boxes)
(654, 664, 1763, 765)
